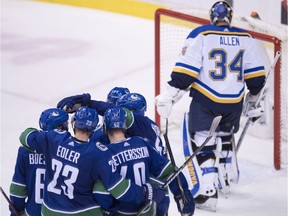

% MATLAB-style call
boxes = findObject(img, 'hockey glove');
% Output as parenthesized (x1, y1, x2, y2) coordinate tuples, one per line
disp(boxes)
(9, 207, 24, 216)
(102, 207, 118, 216)
(57, 93, 91, 113)
(103, 210, 116, 216)
(155, 94, 173, 119)
(155, 84, 187, 119)
(143, 183, 166, 204)
(174, 189, 195, 216)
(245, 104, 265, 120)
(243, 89, 268, 120)
(243, 92, 258, 115)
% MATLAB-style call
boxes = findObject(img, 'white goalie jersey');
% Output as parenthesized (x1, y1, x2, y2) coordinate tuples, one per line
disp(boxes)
(169, 24, 266, 113)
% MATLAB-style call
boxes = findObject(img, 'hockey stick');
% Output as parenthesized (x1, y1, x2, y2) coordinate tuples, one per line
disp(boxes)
(137, 115, 222, 215)
(236, 51, 281, 153)
(163, 118, 185, 215)
(0, 186, 20, 216)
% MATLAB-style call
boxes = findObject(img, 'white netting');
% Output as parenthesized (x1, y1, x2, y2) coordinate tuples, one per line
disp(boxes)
(157, 8, 287, 169)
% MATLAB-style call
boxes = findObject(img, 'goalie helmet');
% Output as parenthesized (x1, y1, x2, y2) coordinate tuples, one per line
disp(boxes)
(116, 93, 147, 116)
(104, 106, 127, 130)
(72, 106, 99, 131)
(107, 87, 130, 105)
(209, 1, 233, 26)
(39, 108, 69, 131)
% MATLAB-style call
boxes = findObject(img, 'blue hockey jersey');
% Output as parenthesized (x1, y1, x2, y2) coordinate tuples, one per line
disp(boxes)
(19, 128, 148, 215)
(89, 100, 166, 156)
(10, 146, 45, 216)
(93, 136, 186, 215)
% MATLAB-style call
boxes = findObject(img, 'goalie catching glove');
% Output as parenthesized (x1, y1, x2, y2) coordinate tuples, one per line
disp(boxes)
(242, 88, 268, 120)
(155, 84, 187, 119)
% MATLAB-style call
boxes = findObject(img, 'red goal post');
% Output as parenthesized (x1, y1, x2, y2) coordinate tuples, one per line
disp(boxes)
(154, 8, 286, 170)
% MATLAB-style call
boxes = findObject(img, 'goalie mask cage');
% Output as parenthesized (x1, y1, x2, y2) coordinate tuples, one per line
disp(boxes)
(154, 8, 287, 170)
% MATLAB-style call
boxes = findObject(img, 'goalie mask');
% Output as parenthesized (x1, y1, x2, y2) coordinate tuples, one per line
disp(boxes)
(210, 1, 233, 26)
(39, 108, 69, 131)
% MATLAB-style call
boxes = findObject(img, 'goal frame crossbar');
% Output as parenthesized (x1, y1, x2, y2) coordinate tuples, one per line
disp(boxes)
(154, 8, 282, 170)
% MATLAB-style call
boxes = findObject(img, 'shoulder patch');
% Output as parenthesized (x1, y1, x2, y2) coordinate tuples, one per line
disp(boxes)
(95, 142, 108, 151)
(181, 46, 187, 55)
(123, 108, 134, 128)
(151, 123, 160, 135)
(54, 129, 67, 134)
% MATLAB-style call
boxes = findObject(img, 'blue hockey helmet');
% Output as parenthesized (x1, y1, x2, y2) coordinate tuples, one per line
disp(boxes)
(104, 106, 127, 130)
(116, 93, 147, 116)
(39, 108, 69, 131)
(107, 87, 130, 105)
(209, 1, 233, 26)
(72, 106, 99, 131)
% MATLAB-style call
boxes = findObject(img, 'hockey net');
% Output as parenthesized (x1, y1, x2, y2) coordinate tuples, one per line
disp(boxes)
(154, 8, 287, 170)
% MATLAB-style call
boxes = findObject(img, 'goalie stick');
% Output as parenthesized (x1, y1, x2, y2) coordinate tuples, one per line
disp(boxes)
(236, 51, 281, 153)
(136, 115, 222, 216)
(0, 186, 20, 216)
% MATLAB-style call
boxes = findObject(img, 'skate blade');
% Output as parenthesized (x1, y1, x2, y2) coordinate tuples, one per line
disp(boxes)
(195, 198, 217, 212)
(219, 186, 230, 199)
(218, 179, 230, 198)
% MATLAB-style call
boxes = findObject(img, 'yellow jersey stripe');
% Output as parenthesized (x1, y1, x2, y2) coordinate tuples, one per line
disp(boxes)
(173, 67, 199, 78)
(193, 84, 245, 103)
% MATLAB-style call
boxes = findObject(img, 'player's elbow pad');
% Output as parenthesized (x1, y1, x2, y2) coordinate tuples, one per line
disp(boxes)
(19, 128, 38, 151)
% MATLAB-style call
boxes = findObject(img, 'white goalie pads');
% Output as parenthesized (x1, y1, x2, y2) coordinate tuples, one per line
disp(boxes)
(182, 113, 240, 210)
(182, 113, 218, 198)
(214, 134, 240, 197)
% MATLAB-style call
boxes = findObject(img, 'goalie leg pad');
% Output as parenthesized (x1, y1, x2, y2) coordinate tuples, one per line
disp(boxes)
(190, 132, 218, 200)
(214, 137, 229, 196)
(217, 134, 239, 185)
(182, 113, 218, 210)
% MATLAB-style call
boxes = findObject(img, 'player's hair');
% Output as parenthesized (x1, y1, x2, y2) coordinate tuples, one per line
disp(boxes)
(104, 106, 127, 130)
(39, 108, 69, 131)
(116, 93, 147, 116)
(209, 1, 233, 26)
(107, 87, 130, 105)
(72, 106, 99, 131)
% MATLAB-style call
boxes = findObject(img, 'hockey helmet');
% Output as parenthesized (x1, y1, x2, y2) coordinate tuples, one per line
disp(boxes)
(116, 93, 147, 116)
(39, 108, 69, 131)
(107, 87, 130, 105)
(104, 106, 127, 130)
(72, 106, 99, 131)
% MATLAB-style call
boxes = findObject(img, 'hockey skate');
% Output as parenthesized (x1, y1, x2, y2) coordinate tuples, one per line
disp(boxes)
(194, 190, 218, 212)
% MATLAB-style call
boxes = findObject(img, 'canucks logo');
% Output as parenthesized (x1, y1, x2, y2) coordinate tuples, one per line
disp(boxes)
(51, 111, 60, 117)
(96, 142, 108, 151)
